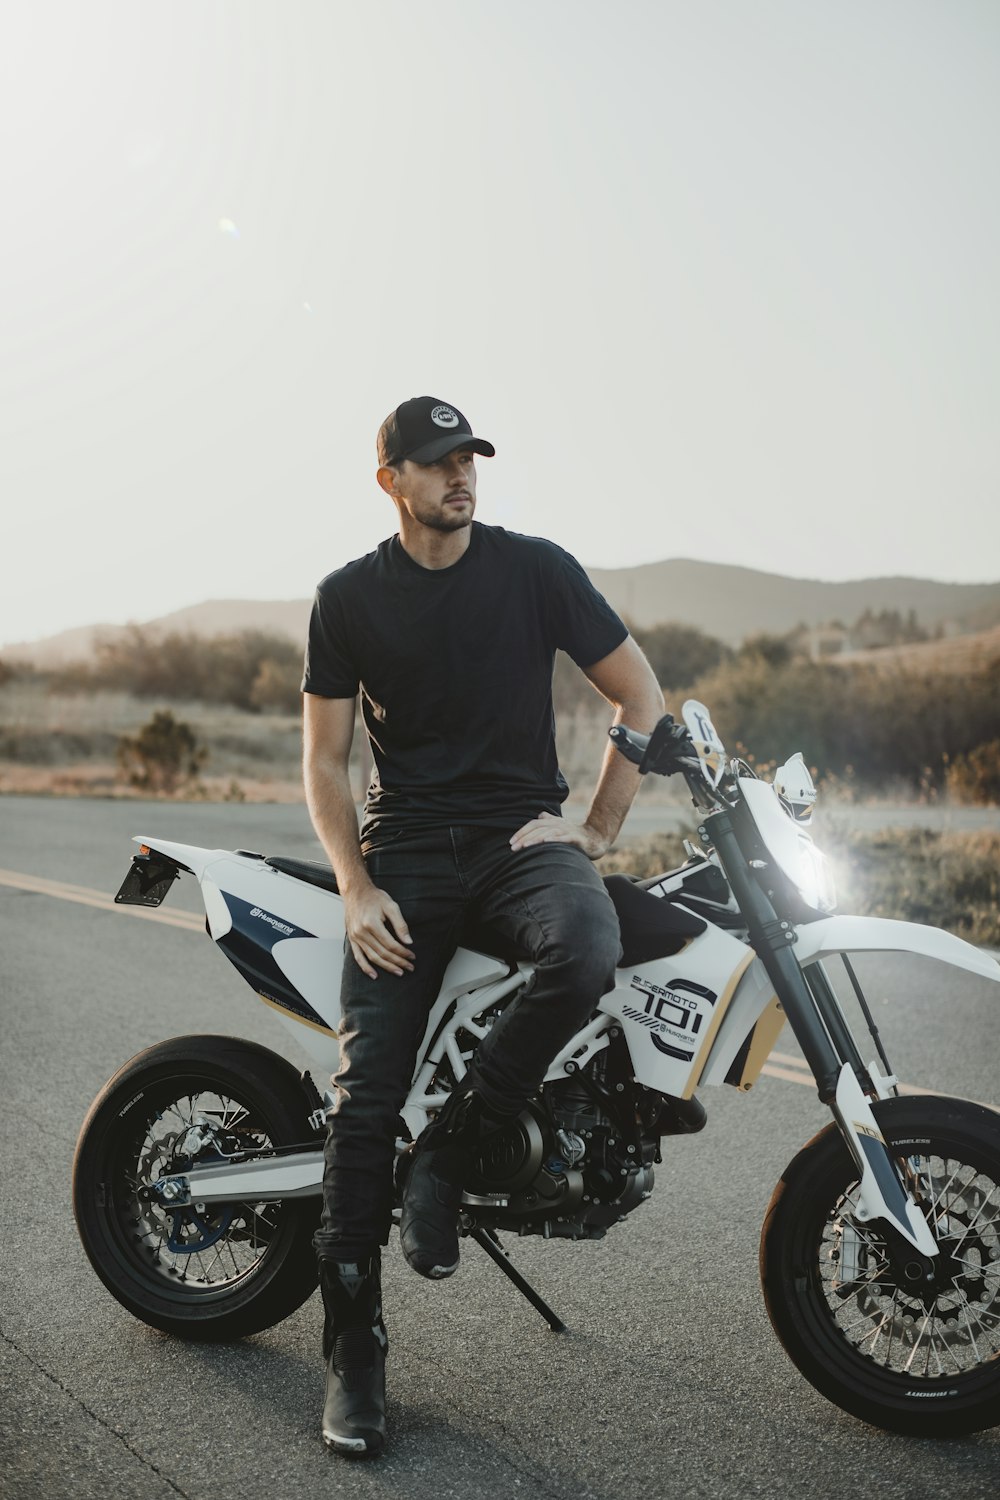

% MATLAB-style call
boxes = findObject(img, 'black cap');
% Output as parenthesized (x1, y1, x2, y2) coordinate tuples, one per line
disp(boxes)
(377, 396, 496, 468)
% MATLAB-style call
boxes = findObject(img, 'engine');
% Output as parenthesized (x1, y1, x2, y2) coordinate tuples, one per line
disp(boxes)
(459, 1043, 663, 1242)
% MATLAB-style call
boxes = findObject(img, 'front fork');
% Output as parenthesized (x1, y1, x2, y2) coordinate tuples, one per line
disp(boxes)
(702, 810, 938, 1283)
(830, 1064, 937, 1268)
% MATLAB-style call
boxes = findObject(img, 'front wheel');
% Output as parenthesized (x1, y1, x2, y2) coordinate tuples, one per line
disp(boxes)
(73, 1035, 322, 1340)
(761, 1094, 1000, 1436)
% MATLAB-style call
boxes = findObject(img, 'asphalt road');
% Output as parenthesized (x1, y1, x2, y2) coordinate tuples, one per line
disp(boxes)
(2, 796, 1000, 1500)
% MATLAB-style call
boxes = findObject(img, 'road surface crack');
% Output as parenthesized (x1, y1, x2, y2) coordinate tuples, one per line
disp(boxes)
(1, 1331, 192, 1499)
(488, 1418, 603, 1500)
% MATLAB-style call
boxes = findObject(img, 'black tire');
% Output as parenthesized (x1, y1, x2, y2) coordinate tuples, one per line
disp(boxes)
(73, 1035, 321, 1340)
(761, 1094, 1000, 1436)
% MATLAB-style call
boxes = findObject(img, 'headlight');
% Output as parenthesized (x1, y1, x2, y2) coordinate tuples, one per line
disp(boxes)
(797, 841, 837, 913)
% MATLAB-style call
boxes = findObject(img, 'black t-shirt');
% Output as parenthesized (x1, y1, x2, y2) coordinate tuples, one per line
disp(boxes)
(302, 522, 628, 845)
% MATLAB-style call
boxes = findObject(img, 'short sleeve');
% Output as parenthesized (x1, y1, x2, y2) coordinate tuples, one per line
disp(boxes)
(545, 545, 629, 669)
(301, 580, 360, 698)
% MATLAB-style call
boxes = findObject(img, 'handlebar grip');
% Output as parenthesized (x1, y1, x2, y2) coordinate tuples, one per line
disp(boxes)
(608, 724, 650, 767)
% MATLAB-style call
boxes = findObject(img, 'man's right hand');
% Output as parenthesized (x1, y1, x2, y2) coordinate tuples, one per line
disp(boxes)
(343, 884, 414, 979)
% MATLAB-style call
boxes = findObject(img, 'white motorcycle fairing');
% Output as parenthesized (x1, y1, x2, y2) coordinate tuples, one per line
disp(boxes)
(794, 914, 1000, 985)
(597, 921, 758, 1098)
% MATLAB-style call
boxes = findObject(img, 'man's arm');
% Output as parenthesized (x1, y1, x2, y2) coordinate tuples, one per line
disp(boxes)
(509, 636, 664, 859)
(302, 692, 414, 979)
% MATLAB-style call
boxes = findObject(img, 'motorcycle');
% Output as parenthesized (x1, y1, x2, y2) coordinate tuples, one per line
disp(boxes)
(73, 700, 1000, 1437)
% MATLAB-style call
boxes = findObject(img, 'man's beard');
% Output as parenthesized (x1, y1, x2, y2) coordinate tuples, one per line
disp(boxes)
(422, 509, 473, 534)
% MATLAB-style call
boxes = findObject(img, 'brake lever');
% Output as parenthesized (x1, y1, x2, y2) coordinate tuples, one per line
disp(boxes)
(638, 714, 694, 776)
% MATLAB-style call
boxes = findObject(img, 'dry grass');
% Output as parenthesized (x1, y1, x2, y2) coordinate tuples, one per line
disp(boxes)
(0, 684, 307, 800)
(833, 828, 1000, 946)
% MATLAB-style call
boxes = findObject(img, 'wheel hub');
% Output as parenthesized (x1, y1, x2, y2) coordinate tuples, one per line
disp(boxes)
(139, 1126, 239, 1257)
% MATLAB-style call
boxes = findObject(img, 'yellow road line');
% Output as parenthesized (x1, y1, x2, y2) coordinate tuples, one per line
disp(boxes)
(766, 1047, 931, 1095)
(770, 1048, 811, 1071)
(0, 866, 204, 932)
(761, 1061, 817, 1086)
(764, 1046, 996, 1110)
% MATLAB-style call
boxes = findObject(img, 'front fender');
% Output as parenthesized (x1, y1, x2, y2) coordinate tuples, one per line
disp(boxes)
(794, 915, 1000, 984)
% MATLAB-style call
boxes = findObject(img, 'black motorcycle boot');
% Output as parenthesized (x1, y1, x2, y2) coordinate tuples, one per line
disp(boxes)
(399, 1087, 510, 1279)
(319, 1255, 388, 1459)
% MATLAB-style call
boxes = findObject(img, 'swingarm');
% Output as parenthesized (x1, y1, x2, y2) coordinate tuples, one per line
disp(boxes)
(152, 1147, 325, 1206)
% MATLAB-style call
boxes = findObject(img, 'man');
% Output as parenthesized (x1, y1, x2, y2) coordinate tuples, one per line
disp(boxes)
(302, 396, 664, 1458)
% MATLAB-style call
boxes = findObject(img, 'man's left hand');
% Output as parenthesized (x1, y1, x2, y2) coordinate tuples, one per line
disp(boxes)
(509, 811, 610, 861)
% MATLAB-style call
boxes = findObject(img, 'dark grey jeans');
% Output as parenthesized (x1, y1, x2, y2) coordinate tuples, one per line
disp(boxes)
(313, 825, 622, 1262)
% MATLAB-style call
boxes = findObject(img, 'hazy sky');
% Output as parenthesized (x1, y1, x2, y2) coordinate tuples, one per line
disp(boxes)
(3, 1, 999, 650)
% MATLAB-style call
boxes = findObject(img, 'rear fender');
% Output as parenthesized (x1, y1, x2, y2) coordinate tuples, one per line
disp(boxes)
(131, 835, 227, 882)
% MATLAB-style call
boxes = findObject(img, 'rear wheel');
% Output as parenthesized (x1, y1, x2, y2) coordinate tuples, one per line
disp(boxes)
(761, 1094, 1000, 1436)
(73, 1035, 322, 1340)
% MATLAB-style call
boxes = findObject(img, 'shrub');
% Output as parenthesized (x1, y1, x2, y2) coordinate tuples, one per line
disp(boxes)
(685, 655, 1000, 793)
(946, 741, 1000, 805)
(84, 627, 304, 712)
(117, 710, 207, 794)
(631, 622, 733, 692)
(249, 656, 303, 714)
(552, 621, 733, 714)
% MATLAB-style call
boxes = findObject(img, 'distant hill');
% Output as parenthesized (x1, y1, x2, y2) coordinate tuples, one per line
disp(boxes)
(585, 559, 1000, 641)
(5, 560, 1000, 666)
(3, 599, 314, 667)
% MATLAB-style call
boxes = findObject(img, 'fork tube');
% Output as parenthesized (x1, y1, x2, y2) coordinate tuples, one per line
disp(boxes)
(841, 953, 897, 1086)
(701, 809, 841, 1101)
(803, 962, 870, 1089)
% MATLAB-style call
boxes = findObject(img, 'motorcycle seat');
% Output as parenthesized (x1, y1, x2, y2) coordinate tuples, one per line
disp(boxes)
(262, 858, 707, 968)
(264, 855, 341, 892)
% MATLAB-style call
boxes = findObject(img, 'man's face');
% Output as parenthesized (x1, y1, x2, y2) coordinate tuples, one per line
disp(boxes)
(384, 449, 477, 533)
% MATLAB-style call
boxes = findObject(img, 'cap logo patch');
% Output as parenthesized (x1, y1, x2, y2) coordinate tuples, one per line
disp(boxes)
(431, 405, 460, 429)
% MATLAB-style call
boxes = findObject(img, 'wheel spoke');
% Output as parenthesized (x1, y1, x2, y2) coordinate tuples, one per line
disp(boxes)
(903, 1310, 934, 1374)
(857, 1305, 892, 1349)
(951, 1207, 1000, 1256)
(835, 1304, 883, 1338)
(884, 1287, 901, 1368)
(961, 1299, 985, 1362)
(830, 1258, 891, 1295)
(926, 1159, 965, 1219)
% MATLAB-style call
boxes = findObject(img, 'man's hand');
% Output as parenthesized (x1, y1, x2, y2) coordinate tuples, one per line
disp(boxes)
(343, 884, 414, 979)
(509, 811, 610, 861)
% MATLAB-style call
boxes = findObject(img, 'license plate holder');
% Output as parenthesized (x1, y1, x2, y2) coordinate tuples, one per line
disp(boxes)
(115, 853, 179, 908)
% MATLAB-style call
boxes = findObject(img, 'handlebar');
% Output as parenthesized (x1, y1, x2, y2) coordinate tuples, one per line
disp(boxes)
(609, 715, 699, 777)
(610, 715, 721, 809)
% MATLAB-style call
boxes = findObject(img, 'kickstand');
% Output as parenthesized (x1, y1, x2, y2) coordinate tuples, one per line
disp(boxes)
(469, 1226, 567, 1333)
